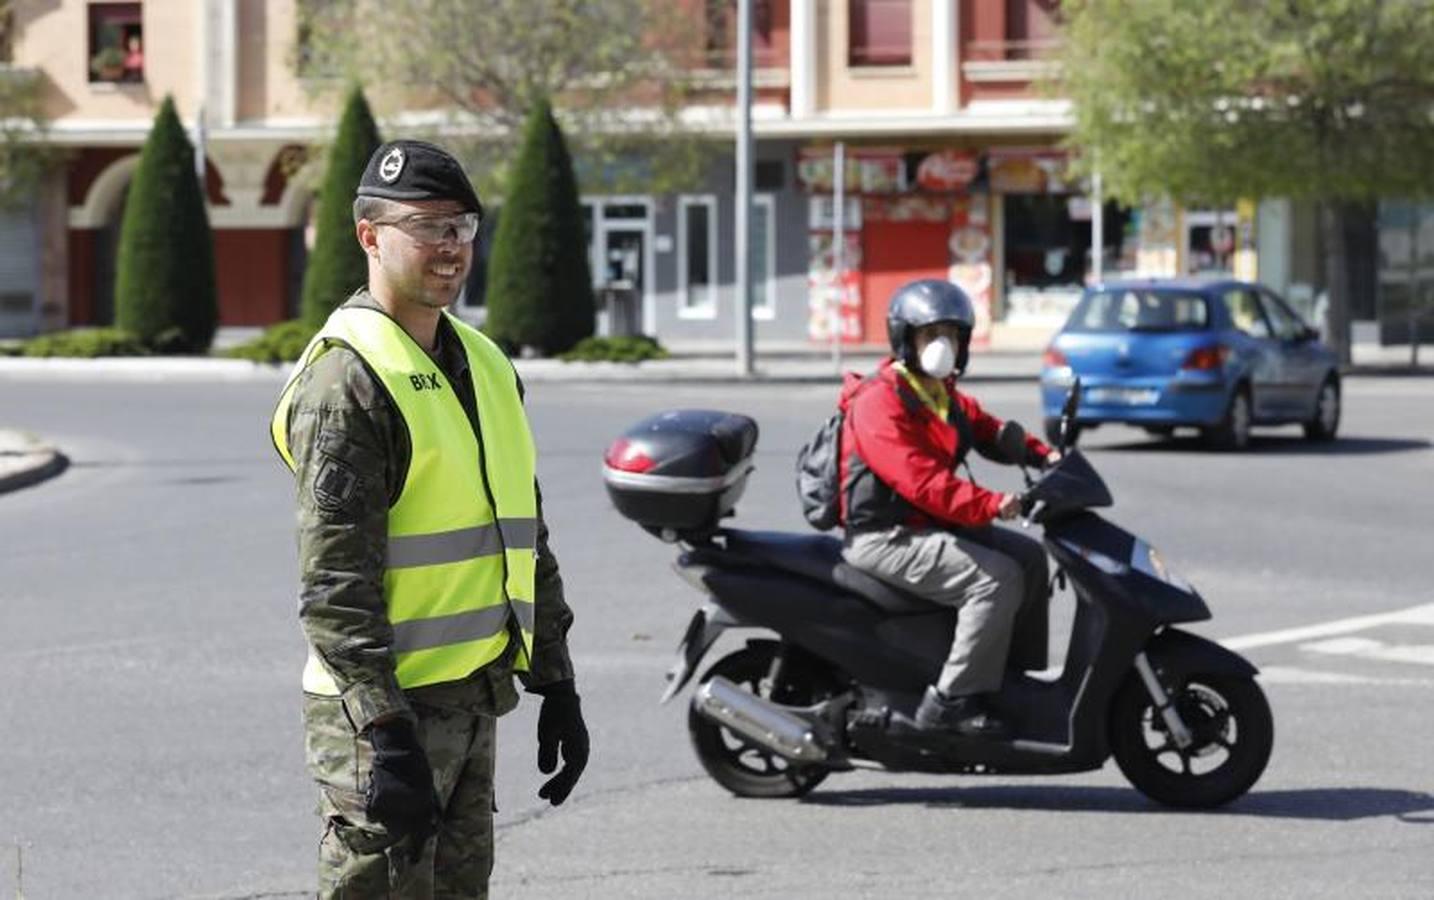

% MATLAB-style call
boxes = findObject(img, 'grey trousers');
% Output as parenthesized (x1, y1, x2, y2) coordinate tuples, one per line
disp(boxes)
(843, 524, 1049, 696)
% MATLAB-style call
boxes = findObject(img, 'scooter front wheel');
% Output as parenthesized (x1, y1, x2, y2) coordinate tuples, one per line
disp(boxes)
(688, 645, 832, 799)
(1109, 672, 1273, 809)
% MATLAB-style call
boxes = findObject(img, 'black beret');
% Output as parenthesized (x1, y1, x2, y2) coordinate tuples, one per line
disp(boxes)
(356, 140, 484, 217)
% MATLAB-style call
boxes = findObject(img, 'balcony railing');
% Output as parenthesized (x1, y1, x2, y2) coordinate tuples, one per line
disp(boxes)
(964, 38, 1061, 62)
(699, 45, 786, 70)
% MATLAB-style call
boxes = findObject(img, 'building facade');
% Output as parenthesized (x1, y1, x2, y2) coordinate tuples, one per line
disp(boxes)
(3, 1, 1413, 346)
(4, 0, 333, 338)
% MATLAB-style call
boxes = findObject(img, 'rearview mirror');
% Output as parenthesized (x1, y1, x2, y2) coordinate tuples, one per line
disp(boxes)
(1058, 378, 1082, 452)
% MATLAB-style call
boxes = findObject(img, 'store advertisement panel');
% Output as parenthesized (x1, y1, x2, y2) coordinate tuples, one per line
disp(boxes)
(948, 192, 994, 350)
(807, 196, 864, 342)
(797, 148, 981, 196)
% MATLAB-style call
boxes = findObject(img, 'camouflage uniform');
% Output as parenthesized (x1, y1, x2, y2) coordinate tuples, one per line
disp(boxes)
(286, 290, 574, 898)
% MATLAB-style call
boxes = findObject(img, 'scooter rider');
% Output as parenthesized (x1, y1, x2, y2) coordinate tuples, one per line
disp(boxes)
(839, 279, 1057, 738)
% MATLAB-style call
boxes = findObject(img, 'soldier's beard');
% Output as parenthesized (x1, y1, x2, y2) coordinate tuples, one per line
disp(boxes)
(413, 288, 455, 310)
(386, 263, 465, 310)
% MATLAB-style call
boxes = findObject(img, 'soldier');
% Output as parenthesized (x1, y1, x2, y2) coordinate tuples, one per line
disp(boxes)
(271, 139, 589, 898)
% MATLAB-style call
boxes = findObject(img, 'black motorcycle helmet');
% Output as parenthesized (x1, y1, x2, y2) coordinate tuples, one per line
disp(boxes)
(886, 279, 976, 375)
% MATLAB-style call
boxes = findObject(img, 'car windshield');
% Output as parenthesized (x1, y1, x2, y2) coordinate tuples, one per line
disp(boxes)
(1067, 289, 1211, 333)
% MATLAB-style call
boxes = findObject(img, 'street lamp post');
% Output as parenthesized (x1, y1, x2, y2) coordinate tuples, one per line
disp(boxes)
(734, 0, 754, 376)
(832, 141, 845, 371)
(1091, 170, 1104, 284)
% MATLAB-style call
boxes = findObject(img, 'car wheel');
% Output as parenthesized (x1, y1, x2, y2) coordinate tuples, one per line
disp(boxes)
(1303, 377, 1340, 441)
(1044, 416, 1080, 449)
(1204, 387, 1252, 452)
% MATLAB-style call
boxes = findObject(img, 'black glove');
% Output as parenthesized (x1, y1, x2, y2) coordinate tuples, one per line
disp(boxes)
(535, 682, 589, 806)
(365, 718, 439, 860)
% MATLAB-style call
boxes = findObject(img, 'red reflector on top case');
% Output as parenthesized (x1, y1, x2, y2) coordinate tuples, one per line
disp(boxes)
(604, 438, 657, 473)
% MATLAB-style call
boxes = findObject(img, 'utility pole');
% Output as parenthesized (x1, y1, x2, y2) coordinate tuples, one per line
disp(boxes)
(831, 141, 845, 371)
(1091, 170, 1104, 283)
(1410, 207, 1422, 368)
(734, 0, 754, 376)
(193, 106, 207, 183)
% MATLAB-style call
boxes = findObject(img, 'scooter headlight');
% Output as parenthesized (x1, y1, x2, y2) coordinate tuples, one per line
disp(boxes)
(1132, 539, 1193, 593)
(1056, 539, 1128, 576)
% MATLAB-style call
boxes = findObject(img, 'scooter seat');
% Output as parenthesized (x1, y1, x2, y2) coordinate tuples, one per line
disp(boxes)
(723, 529, 941, 616)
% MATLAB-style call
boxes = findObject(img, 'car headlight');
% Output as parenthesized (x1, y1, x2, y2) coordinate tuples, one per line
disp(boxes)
(1132, 538, 1193, 593)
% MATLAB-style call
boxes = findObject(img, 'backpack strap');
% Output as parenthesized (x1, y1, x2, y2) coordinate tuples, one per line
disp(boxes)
(948, 394, 976, 477)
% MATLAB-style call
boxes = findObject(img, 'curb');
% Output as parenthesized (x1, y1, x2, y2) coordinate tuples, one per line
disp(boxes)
(1341, 364, 1434, 378)
(0, 357, 290, 381)
(0, 355, 1043, 384)
(0, 355, 1423, 384)
(0, 435, 69, 495)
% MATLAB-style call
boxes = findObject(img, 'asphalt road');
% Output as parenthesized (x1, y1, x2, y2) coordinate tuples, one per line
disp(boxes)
(2, 372, 1432, 898)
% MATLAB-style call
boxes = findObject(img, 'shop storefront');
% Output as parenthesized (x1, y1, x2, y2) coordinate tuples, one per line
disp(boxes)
(797, 145, 997, 350)
(794, 142, 1287, 354)
(1376, 200, 1434, 344)
(992, 148, 1102, 327)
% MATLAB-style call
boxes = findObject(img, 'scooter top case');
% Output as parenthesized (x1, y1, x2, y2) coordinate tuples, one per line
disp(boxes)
(603, 409, 758, 541)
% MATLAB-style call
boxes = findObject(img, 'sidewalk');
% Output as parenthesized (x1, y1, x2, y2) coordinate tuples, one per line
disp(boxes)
(0, 344, 1429, 384)
(0, 349, 1046, 384)
(511, 349, 1044, 383)
(0, 430, 67, 494)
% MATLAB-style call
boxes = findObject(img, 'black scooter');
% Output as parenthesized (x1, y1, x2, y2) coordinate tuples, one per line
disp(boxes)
(605, 382, 1273, 808)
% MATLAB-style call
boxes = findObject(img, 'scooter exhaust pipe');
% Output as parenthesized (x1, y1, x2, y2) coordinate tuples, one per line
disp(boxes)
(694, 676, 829, 763)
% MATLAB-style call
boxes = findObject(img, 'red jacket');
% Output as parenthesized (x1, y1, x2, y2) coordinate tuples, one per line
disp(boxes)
(838, 359, 1052, 531)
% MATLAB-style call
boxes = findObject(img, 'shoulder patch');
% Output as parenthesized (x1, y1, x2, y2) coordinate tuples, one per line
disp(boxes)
(313, 456, 361, 512)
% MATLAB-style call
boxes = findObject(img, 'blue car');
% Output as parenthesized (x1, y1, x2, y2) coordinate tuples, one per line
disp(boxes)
(1040, 278, 1341, 450)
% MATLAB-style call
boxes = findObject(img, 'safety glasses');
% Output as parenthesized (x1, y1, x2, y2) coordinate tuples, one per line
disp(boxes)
(373, 212, 481, 244)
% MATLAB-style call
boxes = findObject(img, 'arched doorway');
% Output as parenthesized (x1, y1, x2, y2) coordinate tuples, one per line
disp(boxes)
(92, 183, 131, 325)
(72, 153, 140, 326)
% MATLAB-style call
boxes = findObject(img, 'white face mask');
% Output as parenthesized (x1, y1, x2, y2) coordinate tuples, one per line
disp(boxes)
(918, 337, 956, 380)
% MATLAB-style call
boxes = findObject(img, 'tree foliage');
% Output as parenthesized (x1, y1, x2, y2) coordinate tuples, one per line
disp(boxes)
(1059, 0, 1434, 361)
(114, 96, 218, 352)
(0, 1, 55, 210)
(483, 98, 594, 355)
(1060, 0, 1434, 206)
(295, 0, 711, 195)
(300, 84, 382, 327)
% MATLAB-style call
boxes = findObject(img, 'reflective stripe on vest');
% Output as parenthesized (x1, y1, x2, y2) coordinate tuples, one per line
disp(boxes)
(271, 306, 538, 694)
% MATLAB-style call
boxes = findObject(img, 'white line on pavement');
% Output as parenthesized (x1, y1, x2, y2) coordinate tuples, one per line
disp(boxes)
(1219, 602, 1434, 651)
(1257, 665, 1434, 687)
(1303, 636, 1434, 667)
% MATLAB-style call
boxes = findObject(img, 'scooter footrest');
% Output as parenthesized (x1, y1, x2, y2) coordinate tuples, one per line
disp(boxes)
(848, 706, 891, 730)
(1006, 740, 1071, 757)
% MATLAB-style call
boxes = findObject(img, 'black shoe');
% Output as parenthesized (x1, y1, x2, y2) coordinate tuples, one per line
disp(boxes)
(913, 687, 1010, 739)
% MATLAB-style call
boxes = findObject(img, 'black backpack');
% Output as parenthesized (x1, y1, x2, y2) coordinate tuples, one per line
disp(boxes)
(795, 377, 870, 531)
(795, 409, 845, 530)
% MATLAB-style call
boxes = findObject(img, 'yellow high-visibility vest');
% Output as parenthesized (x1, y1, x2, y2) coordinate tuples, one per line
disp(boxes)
(272, 306, 537, 694)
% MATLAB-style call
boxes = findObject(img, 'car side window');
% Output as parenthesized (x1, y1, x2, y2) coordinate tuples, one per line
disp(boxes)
(1223, 289, 1271, 339)
(1258, 290, 1305, 341)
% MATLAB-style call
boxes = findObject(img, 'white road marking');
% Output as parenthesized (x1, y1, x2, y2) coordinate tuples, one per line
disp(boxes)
(1303, 637, 1385, 655)
(1220, 602, 1434, 651)
(1303, 636, 1434, 667)
(1257, 665, 1434, 687)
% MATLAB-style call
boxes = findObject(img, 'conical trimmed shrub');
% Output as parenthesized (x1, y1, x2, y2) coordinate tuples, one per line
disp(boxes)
(301, 85, 382, 327)
(485, 98, 594, 355)
(114, 95, 217, 352)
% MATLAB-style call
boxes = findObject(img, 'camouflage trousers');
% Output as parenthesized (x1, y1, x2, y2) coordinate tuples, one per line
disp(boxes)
(304, 695, 498, 899)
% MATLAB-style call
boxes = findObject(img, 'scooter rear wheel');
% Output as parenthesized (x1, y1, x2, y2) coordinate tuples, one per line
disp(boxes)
(688, 645, 833, 799)
(1109, 672, 1273, 809)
